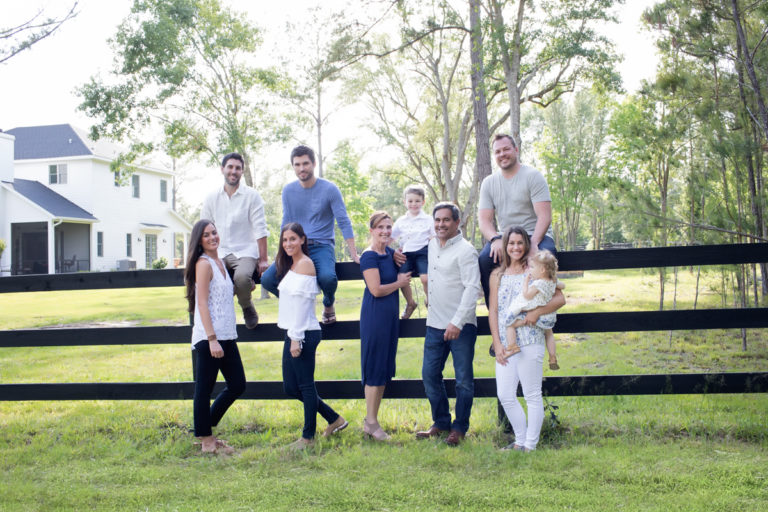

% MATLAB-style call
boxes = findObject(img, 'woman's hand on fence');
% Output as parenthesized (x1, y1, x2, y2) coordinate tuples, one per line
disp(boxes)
(290, 340, 302, 358)
(209, 339, 224, 358)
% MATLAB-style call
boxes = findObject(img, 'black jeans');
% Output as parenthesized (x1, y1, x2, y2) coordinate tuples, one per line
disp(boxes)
(193, 339, 246, 437)
(282, 330, 340, 439)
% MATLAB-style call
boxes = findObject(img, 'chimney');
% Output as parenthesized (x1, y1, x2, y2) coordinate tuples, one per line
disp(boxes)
(0, 132, 14, 183)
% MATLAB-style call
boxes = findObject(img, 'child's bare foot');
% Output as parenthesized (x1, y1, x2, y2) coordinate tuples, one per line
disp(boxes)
(401, 302, 417, 319)
(548, 356, 559, 370)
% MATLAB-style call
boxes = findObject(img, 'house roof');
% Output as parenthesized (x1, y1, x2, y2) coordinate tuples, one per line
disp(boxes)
(6, 124, 124, 161)
(2, 179, 98, 221)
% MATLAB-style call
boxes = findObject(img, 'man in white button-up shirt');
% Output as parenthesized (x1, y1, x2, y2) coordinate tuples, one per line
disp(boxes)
(415, 202, 481, 446)
(201, 153, 268, 329)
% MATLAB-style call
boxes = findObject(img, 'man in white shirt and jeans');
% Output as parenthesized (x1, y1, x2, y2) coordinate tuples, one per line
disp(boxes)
(201, 153, 268, 329)
(415, 202, 481, 446)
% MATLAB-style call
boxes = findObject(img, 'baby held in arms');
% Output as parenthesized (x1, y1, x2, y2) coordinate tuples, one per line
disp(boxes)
(502, 250, 563, 370)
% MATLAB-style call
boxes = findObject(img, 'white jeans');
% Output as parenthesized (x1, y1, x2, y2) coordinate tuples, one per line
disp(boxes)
(495, 343, 545, 450)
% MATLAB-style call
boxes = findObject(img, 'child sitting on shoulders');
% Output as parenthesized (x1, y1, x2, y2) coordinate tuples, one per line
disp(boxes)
(391, 184, 435, 319)
(503, 250, 564, 370)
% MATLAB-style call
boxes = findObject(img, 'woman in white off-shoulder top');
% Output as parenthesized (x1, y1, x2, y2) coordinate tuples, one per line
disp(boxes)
(185, 219, 245, 455)
(276, 223, 348, 449)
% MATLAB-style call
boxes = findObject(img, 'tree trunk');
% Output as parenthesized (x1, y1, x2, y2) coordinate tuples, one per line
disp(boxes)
(470, 0, 493, 182)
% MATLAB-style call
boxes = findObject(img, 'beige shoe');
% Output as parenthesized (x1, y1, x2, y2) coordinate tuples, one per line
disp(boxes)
(323, 416, 349, 437)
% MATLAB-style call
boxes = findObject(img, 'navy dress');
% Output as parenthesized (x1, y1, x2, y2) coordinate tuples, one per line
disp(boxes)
(360, 247, 399, 386)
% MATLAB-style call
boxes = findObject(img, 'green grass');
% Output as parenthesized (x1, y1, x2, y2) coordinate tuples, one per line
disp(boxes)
(1, 269, 767, 510)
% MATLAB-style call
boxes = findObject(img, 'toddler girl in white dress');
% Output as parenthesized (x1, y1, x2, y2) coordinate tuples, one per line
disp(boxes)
(503, 250, 563, 369)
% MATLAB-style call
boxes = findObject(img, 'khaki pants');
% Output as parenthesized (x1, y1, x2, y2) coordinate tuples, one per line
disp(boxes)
(222, 254, 257, 309)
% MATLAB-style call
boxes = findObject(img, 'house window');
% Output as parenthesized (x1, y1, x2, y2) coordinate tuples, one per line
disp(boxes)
(132, 174, 140, 198)
(49, 164, 68, 184)
(97, 232, 104, 257)
(160, 179, 168, 202)
(126, 233, 132, 257)
(145, 234, 157, 268)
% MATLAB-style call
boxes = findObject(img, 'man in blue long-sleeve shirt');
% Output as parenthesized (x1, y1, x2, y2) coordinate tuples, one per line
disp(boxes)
(261, 145, 360, 324)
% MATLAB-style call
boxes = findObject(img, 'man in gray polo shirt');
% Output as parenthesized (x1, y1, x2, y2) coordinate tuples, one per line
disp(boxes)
(477, 134, 556, 305)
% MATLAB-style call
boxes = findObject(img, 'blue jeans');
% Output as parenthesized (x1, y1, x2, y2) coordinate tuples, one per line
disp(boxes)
(193, 339, 246, 437)
(421, 324, 477, 434)
(282, 330, 340, 439)
(479, 235, 556, 305)
(261, 243, 338, 308)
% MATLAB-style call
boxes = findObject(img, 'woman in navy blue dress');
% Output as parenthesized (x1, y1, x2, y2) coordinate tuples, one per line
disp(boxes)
(359, 211, 412, 441)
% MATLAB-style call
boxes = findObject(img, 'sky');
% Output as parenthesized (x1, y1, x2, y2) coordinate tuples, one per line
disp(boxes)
(1, 0, 659, 206)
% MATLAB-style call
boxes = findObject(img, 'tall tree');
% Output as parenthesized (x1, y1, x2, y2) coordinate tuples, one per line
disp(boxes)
(535, 88, 609, 250)
(486, 0, 622, 151)
(354, 2, 479, 229)
(77, 0, 284, 186)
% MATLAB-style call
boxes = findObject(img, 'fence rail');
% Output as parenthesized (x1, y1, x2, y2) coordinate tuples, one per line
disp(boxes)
(1, 243, 767, 401)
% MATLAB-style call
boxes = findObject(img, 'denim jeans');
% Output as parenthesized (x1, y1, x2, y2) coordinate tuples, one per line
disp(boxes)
(421, 324, 477, 434)
(193, 339, 246, 437)
(282, 330, 340, 439)
(479, 235, 556, 305)
(261, 243, 338, 308)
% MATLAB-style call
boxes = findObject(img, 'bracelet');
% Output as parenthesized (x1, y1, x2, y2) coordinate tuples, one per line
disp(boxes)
(491, 235, 502, 242)
(207, 334, 217, 342)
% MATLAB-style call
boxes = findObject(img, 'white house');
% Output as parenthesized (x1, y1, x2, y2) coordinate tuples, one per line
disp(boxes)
(0, 124, 192, 275)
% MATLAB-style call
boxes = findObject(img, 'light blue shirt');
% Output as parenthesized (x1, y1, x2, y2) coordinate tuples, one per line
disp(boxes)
(282, 178, 354, 245)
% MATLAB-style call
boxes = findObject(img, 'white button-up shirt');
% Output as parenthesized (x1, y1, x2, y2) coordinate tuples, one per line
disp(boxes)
(392, 210, 435, 252)
(426, 231, 481, 330)
(201, 184, 268, 260)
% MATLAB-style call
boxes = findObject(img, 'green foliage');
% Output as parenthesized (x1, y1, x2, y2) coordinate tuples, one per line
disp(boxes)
(77, 0, 286, 186)
(534, 89, 611, 249)
(0, 2, 78, 65)
(325, 140, 373, 255)
(0, 238, 6, 259)
(151, 256, 168, 270)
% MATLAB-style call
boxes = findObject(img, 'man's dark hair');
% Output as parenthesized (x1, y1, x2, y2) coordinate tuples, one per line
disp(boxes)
(493, 133, 517, 149)
(221, 152, 244, 168)
(290, 145, 316, 164)
(432, 201, 460, 221)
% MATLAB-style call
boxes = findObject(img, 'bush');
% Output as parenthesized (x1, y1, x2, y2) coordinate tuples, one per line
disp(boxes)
(151, 256, 168, 269)
(0, 238, 6, 259)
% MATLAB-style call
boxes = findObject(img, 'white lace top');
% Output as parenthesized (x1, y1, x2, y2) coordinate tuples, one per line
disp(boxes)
(191, 254, 237, 347)
(277, 270, 321, 342)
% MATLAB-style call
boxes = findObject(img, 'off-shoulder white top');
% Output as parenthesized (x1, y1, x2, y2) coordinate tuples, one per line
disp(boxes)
(277, 270, 321, 342)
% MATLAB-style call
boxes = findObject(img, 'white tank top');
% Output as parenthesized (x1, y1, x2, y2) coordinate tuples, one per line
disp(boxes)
(191, 254, 237, 346)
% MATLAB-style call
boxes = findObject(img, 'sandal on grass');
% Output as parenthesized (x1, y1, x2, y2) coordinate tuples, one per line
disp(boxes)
(321, 310, 336, 325)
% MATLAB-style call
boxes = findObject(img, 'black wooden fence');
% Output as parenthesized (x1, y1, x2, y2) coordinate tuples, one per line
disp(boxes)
(1, 243, 767, 401)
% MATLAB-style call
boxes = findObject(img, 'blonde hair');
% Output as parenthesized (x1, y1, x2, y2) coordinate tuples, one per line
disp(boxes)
(530, 250, 558, 280)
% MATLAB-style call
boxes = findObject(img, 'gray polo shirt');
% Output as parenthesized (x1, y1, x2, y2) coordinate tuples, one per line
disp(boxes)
(426, 232, 481, 330)
(478, 164, 553, 237)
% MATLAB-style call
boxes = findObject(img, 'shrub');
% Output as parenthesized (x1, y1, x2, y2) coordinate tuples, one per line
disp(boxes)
(151, 256, 168, 269)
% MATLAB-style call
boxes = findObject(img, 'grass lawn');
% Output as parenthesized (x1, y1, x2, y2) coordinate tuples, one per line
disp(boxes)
(1, 268, 767, 510)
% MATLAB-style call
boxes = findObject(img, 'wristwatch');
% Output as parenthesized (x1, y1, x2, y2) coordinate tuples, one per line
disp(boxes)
(491, 234, 502, 242)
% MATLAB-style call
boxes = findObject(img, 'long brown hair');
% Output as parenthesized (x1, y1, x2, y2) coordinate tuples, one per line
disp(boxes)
(275, 223, 309, 282)
(494, 226, 531, 282)
(184, 219, 215, 313)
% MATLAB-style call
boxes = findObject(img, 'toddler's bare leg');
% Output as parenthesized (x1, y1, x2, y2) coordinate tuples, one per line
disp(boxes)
(420, 274, 429, 307)
(545, 328, 559, 370)
(401, 280, 417, 319)
(503, 325, 521, 358)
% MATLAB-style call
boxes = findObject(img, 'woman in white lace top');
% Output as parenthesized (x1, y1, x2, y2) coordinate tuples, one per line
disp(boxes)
(184, 220, 245, 455)
(276, 223, 347, 449)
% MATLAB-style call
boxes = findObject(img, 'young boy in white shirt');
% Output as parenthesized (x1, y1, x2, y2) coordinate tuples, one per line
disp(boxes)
(392, 185, 435, 319)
